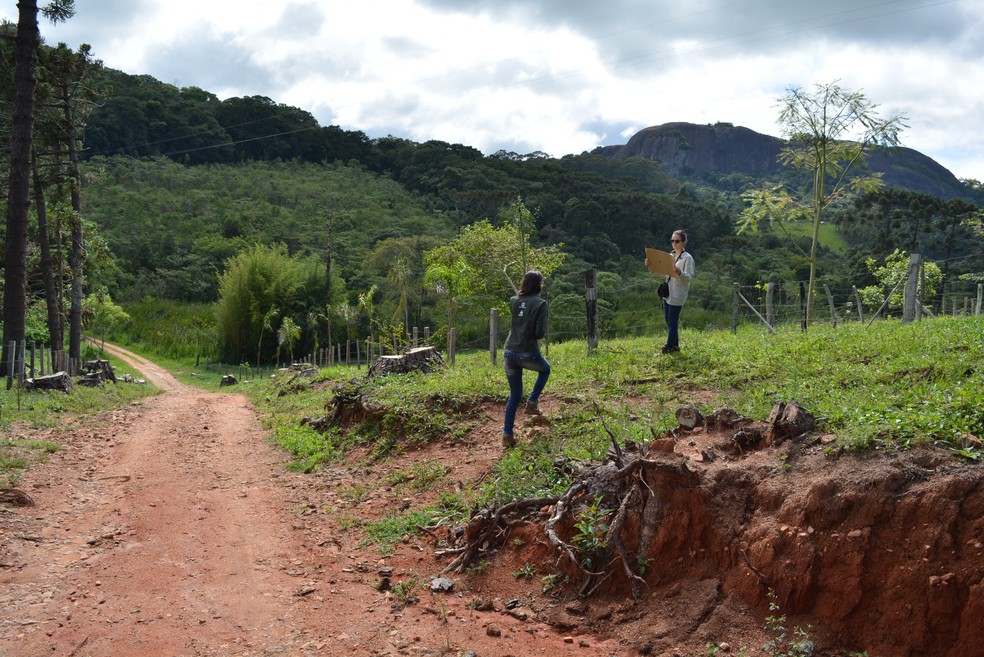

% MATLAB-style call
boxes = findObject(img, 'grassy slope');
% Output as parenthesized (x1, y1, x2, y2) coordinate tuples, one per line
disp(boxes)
(0, 346, 159, 487)
(6, 317, 980, 530)
(242, 316, 983, 534)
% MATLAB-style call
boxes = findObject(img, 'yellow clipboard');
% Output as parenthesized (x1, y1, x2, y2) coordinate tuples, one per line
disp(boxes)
(645, 248, 678, 277)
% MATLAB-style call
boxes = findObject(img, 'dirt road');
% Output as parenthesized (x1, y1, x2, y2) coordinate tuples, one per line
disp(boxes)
(0, 347, 631, 657)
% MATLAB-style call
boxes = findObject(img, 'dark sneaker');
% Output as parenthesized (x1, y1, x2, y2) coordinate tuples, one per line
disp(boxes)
(502, 433, 516, 448)
(524, 400, 542, 416)
(661, 345, 679, 354)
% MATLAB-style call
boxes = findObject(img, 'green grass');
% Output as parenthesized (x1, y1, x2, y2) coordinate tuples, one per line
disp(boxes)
(0, 344, 157, 485)
(250, 316, 983, 520)
(360, 499, 469, 552)
(384, 459, 450, 492)
(271, 423, 343, 473)
(0, 437, 61, 487)
(11, 316, 979, 544)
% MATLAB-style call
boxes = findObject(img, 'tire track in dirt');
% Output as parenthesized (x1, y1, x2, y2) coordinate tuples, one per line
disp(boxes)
(1, 347, 314, 656)
(2, 345, 639, 657)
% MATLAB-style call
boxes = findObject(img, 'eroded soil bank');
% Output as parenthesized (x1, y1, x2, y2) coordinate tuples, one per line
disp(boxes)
(2, 348, 982, 656)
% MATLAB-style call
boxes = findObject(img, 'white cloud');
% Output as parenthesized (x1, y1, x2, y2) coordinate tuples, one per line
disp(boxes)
(1, 0, 982, 180)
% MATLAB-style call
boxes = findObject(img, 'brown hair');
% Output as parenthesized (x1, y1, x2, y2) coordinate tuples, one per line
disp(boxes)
(519, 270, 543, 296)
(672, 229, 688, 243)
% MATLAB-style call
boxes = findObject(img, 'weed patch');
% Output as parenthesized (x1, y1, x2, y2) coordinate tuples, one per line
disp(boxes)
(271, 424, 342, 472)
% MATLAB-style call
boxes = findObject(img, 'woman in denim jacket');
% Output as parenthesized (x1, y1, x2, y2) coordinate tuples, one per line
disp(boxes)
(501, 271, 550, 448)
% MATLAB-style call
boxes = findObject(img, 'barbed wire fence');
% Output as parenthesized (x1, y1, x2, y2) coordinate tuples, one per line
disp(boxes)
(454, 252, 983, 365)
(183, 252, 984, 377)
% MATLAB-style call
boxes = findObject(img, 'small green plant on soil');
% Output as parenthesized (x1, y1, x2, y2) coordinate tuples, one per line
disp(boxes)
(0, 438, 62, 487)
(328, 508, 360, 531)
(541, 572, 567, 593)
(361, 498, 468, 550)
(512, 562, 535, 579)
(384, 459, 449, 492)
(340, 484, 370, 505)
(952, 446, 980, 462)
(571, 496, 611, 570)
(466, 560, 490, 576)
(763, 589, 813, 657)
(391, 576, 421, 603)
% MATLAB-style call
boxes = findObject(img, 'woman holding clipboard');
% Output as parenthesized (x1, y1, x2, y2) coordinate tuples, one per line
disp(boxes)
(645, 230, 695, 354)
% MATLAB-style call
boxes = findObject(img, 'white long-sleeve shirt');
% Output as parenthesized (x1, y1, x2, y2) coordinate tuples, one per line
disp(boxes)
(667, 251, 695, 306)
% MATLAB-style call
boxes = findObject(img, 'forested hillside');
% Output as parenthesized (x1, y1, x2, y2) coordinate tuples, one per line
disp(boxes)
(2, 42, 982, 365)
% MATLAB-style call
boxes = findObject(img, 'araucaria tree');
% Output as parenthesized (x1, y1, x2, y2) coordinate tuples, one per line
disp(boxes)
(739, 81, 907, 326)
(1, 0, 76, 381)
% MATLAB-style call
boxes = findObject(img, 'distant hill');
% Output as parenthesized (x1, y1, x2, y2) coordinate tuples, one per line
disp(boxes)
(593, 122, 978, 202)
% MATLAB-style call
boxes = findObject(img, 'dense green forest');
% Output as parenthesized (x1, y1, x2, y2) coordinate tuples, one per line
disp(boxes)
(2, 36, 982, 366)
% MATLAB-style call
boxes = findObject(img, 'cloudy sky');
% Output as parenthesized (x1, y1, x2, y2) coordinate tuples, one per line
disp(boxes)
(4, 0, 983, 181)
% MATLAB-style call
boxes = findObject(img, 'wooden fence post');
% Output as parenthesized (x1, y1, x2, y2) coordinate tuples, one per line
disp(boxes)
(489, 308, 499, 365)
(413, 326, 419, 349)
(977, 284, 983, 316)
(731, 283, 739, 334)
(736, 290, 775, 334)
(823, 284, 837, 327)
(799, 281, 807, 331)
(585, 269, 598, 351)
(902, 253, 922, 324)
(16, 341, 26, 385)
(765, 282, 775, 329)
(852, 286, 864, 323)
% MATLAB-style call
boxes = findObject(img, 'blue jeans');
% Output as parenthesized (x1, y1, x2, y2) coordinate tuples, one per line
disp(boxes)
(664, 302, 682, 349)
(502, 350, 551, 436)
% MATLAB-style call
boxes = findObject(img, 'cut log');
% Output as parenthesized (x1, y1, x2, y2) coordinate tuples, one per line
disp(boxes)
(220, 374, 238, 387)
(368, 346, 445, 378)
(24, 371, 72, 393)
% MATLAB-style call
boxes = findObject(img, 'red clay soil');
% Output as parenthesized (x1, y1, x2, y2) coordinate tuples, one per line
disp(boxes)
(2, 345, 982, 657)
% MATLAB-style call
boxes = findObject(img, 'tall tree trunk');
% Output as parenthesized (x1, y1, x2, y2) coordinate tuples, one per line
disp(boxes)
(2, 0, 40, 386)
(32, 152, 63, 367)
(65, 87, 84, 363)
(325, 202, 334, 306)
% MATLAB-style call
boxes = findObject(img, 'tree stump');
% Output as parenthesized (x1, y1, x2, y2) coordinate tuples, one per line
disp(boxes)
(25, 371, 72, 393)
(675, 406, 705, 430)
(368, 346, 445, 378)
(81, 359, 116, 383)
(220, 374, 238, 387)
(767, 400, 816, 443)
(77, 374, 104, 387)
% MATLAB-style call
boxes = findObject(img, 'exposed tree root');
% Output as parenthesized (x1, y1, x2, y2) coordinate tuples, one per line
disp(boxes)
(441, 496, 561, 574)
(439, 434, 682, 599)
(437, 402, 819, 599)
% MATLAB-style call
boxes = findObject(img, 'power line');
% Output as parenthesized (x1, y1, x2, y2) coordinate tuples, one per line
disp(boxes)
(23, 0, 959, 159)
